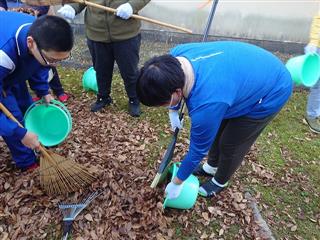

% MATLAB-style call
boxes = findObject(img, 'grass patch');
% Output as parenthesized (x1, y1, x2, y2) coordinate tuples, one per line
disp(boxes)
(252, 90, 320, 239)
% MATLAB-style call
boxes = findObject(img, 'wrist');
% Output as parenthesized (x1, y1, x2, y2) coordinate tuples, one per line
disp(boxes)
(15, 127, 27, 141)
(172, 177, 183, 185)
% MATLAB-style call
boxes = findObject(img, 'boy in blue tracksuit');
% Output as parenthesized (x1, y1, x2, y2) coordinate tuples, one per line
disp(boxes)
(0, 0, 70, 102)
(137, 41, 292, 199)
(0, 11, 73, 170)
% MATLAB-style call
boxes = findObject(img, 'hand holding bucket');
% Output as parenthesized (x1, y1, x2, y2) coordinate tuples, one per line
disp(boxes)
(286, 53, 320, 87)
(163, 163, 199, 210)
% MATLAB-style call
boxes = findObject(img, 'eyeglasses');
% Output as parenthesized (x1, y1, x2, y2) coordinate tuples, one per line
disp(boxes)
(36, 43, 70, 65)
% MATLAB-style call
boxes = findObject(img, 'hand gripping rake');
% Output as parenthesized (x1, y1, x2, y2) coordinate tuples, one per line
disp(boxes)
(59, 190, 102, 240)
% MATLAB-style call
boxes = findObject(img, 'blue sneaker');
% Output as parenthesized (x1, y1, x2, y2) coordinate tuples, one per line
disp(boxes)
(199, 178, 228, 197)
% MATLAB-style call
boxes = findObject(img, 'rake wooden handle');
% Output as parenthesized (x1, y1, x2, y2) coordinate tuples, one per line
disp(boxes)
(0, 102, 51, 159)
(72, 0, 192, 34)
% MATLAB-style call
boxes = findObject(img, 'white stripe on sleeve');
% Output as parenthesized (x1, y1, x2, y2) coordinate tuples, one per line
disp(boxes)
(0, 50, 16, 72)
(48, 69, 54, 82)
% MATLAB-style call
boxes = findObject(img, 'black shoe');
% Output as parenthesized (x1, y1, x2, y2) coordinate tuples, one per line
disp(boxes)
(198, 179, 227, 198)
(129, 99, 141, 117)
(91, 96, 112, 112)
(193, 164, 215, 177)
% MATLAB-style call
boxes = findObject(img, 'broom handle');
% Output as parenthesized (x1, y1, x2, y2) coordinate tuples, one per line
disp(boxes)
(0, 102, 52, 159)
(71, 0, 192, 34)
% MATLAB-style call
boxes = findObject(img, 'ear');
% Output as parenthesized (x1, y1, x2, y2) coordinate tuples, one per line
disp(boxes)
(175, 88, 183, 98)
(27, 36, 36, 50)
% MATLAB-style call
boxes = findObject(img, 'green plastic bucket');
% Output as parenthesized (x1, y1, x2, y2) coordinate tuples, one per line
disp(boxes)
(163, 163, 199, 210)
(24, 100, 72, 147)
(82, 67, 98, 92)
(286, 53, 320, 87)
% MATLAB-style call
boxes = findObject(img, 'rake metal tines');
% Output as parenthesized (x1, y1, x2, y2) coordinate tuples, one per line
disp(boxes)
(59, 190, 102, 240)
(39, 150, 96, 196)
(59, 190, 102, 220)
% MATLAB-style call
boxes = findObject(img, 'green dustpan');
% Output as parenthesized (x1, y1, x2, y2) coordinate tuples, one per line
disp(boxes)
(163, 163, 199, 210)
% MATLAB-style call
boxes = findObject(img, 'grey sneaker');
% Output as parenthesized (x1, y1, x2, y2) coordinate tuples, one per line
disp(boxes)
(305, 116, 320, 133)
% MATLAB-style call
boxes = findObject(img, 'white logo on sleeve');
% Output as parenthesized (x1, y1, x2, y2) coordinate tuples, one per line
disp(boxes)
(190, 51, 224, 62)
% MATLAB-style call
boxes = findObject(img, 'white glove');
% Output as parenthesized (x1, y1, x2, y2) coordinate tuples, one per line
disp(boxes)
(165, 181, 183, 200)
(304, 44, 318, 55)
(57, 5, 76, 20)
(169, 110, 183, 131)
(116, 3, 133, 20)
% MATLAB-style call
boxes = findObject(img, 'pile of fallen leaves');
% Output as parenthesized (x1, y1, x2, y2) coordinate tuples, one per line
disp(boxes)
(0, 95, 269, 239)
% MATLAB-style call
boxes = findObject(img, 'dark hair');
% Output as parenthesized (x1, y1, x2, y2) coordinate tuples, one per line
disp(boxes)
(28, 15, 74, 52)
(136, 54, 185, 106)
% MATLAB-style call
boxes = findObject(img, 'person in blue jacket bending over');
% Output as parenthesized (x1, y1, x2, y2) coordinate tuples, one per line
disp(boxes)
(137, 41, 293, 199)
(0, 11, 73, 171)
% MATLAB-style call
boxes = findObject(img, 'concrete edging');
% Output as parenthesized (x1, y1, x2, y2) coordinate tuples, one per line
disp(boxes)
(245, 192, 276, 240)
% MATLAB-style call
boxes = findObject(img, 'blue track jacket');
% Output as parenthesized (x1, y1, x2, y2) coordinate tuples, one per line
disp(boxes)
(170, 41, 293, 181)
(0, 11, 50, 140)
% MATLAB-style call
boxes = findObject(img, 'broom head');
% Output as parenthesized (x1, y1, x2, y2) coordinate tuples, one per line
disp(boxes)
(40, 150, 96, 195)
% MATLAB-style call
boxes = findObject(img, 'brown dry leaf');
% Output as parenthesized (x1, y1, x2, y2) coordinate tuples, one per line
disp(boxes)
(233, 192, 243, 203)
(218, 228, 224, 236)
(208, 206, 215, 214)
(290, 225, 297, 232)
(202, 212, 210, 221)
(167, 229, 174, 238)
(245, 215, 251, 224)
(4, 182, 10, 190)
(0, 232, 9, 240)
(84, 214, 93, 222)
(90, 230, 99, 239)
(200, 232, 208, 239)
(209, 232, 216, 238)
(156, 233, 166, 240)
